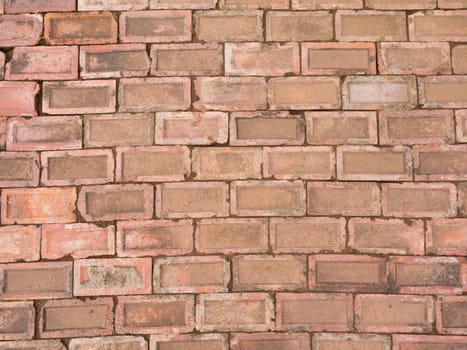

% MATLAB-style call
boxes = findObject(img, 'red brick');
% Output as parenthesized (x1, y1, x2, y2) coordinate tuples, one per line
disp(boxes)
(0, 301, 34, 340)
(0, 151, 39, 188)
(439, 0, 467, 8)
(0, 14, 42, 46)
(74, 258, 152, 296)
(0, 118, 5, 149)
(409, 11, 467, 41)
(276, 293, 353, 332)
(6, 46, 78, 80)
(220, 0, 288, 8)
(42, 223, 115, 260)
(0, 340, 66, 350)
(0, 52, 4, 79)
(196, 293, 273, 332)
(382, 183, 457, 218)
(151, 0, 217, 8)
(38, 298, 113, 338)
(70, 337, 147, 350)
(414, 145, 467, 181)
(151, 335, 227, 350)
(459, 183, 467, 217)
(268, 77, 341, 110)
(79, 0, 148, 10)
(120, 10, 191, 42)
(231, 333, 310, 350)
(367, 0, 436, 9)
(379, 110, 456, 145)
(453, 45, 467, 74)
(78, 184, 154, 221)
(7, 116, 82, 151)
(80, 44, 150, 79)
(355, 294, 434, 333)
(348, 218, 425, 255)
(5, 0, 75, 13)
(306, 111, 378, 145)
(313, 333, 390, 350)
(45, 12, 117, 45)
(116, 295, 194, 334)
(0, 226, 39, 263)
(195, 218, 268, 254)
(0, 82, 38, 116)
(156, 182, 229, 218)
(0, 261, 72, 300)
(427, 219, 467, 256)
(393, 335, 467, 350)
(154, 256, 230, 293)
(436, 296, 467, 334)
(292, 0, 362, 9)
(117, 219, 193, 257)
(419, 76, 467, 109)
(308, 182, 381, 216)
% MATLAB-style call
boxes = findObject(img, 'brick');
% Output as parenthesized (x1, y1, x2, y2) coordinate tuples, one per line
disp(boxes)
(393, 335, 467, 350)
(459, 183, 467, 217)
(355, 294, 434, 333)
(0, 151, 39, 187)
(196, 293, 273, 332)
(366, 0, 436, 9)
(389, 256, 464, 294)
(263, 146, 334, 180)
(41, 149, 114, 186)
(427, 219, 467, 256)
(231, 180, 306, 217)
(302, 42, 376, 75)
(79, 0, 148, 10)
(1, 187, 76, 224)
(225, 43, 300, 76)
(84, 113, 154, 147)
(80, 44, 150, 79)
(348, 218, 425, 255)
(5, 0, 75, 13)
(0, 301, 34, 340)
(266, 12, 333, 41)
(0, 118, 5, 149)
(192, 147, 262, 180)
(436, 296, 467, 334)
(382, 183, 457, 218)
(42, 223, 115, 260)
(337, 145, 412, 181)
(313, 333, 391, 350)
(276, 293, 353, 332)
(6, 46, 78, 80)
(0, 52, 4, 79)
(151, 0, 217, 9)
(119, 78, 190, 112)
(116, 295, 194, 334)
(336, 10, 407, 41)
(0, 226, 40, 263)
(379, 110, 455, 145)
(231, 333, 310, 350)
(155, 112, 228, 145)
(306, 111, 378, 145)
(70, 336, 147, 350)
(195, 11, 262, 42)
(230, 112, 305, 146)
(156, 182, 229, 218)
(38, 298, 113, 338)
(43, 80, 116, 114)
(74, 258, 152, 296)
(194, 77, 267, 111)
(232, 255, 306, 291)
(45, 12, 117, 45)
(458, 110, 467, 143)
(120, 10, 191, 43)
(268, 77, 341, 110)
(154, 256, 230, 293)
(7, 116, 82, 151)
(116, 146, 190, 182)
(0, 340, 66, 350)
(343, 76, 417, 110)
(414, 145, 467, 181)
(0, 14, 42, 46)
(419, 76, 467, 108)
(0, 262, 72, 300)
(439, 0, 467, 7)
(78, 184, 154, 221)
(117, 219, 193, 257)
(0, 82, 38, 116)
(307, 182, 380, 216)
(378, 42, 451, 75)
(409, 11, 467, 41)
(151, 334, 228, 350)
(292, 0, 362, 9)
(151, 43, 222, 76)
(196, 218, 268, 254)
(220, 0, 288, 8)
(453, 45, 467, 74)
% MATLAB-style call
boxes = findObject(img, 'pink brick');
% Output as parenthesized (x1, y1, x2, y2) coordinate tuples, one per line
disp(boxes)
(231, 333, 310, 350)
(419, 76, 467, 109)
(0, 340, 66, 350)
(436, 296, 467, 334)
(5, 0, 75, 13)
(409, 11, 467, 42)
(0, 82, 38, 116)
(0, 301, 34, 340)
(456, 110, 467, 143)
(220, 0, 288, 8)
(0, 117, 5, 149)
(427, 219, 467, 256)
(0, 151, 39, 187)
(393, 335, 467, 350)
(0, 14, 42, 46)
(0, 226, 40, 263)
(414, 145, 467, 181)
(79, 0, 148, 10)
(313, 333, 390, 350)
(151, 334, 228, 350)
(292, 0, 362, 9)
(460, 183, 467, 217)
(70, 337, 147, 350)
(366, 0, 436, 9)
(0, 52, 4, 79)
(151, 0, 217, 8)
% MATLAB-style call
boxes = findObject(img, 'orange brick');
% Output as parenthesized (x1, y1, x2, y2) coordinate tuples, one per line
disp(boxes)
(0, 152, 39, 188)
(0, 301, 34, 340)
(0, 14, 42, 46)
(419, 76, 467, 109)
(78, 0, 148, 10)
(312, 333, 390, 350)
(70, 337, 147, 350)
(409, 11, 467, 41)
(0, 226, 40, 263)
(436, 296, 467, 334)
(0, 82, 38, 116)
(292, 0, 362, 9)
(427, 219, 467, 256)
(231, 333, 310, 350)
(150, 334, 228, 350)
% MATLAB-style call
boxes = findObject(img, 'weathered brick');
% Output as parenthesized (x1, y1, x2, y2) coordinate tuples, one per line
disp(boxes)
(0, 118, 5, 149)
(0, 301, 34, 340)
(43, 80, 116, 114)
(414, 145, 467, 181)
(150, 334, 228, 350)
(45, 12, 117, 45)
(393, 335, 467, 350)
(458, 183, 467, 217)
(196, 293, 273, 332)
(117, 219, 193, 257)
(292, 0, 362, 9)
(268, 77, 341, 110)
(78, 184, 154, 221)
(5, 0, 75, 12)
(355, 294, 434, 333)
(0, 262, 72, 300)
(38, 298, 113, 338)
(419, 76, 467, 108)
(42, 223, 115, 260)
(382, 183, 457, 218)
(156, 182, 229, 218)
(457, 110, 467, 143)
(439, 0, 467, 7)
(367, 0, 436, 9)
(74, 258, 152, 296)
(0, 340, 66, 350)
(0, 52, 4, 79)
(315, 334, 391, 350)
(409, 11, 467, 41)
(436, 296, 467, 334)
(231, 333, 310, 350)
(0, 82, 38, 116)
(220, 0, 288, 8)
(453, 45, 467, 74)
(70, 336, 147, 350)
(79, 0, 148, 10)
(0, 151, 39, 188)
(0, 226, 40, 263)
(427, 219, 467, 256)
(116, 295, 194, 334)
(276, 293, 353, 332)
(0, 14, 42, 46)
(6, 46, 78, 80)
(348, 218, 425, 255)
(151, 0, 217, 9)
(80, 44, 150, 79)
(307, 182, 381, 216)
